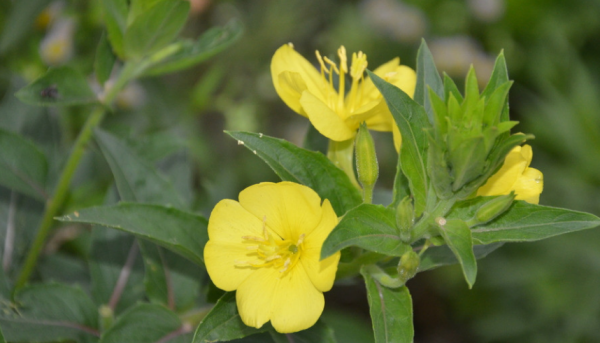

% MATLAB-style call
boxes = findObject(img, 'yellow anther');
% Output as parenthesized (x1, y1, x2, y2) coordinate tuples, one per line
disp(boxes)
(296, 234, 305, 246)
(280, 258, 291, 273)
(338, 46, 348, 73)
(315, 50, 329, 73)
(241, 236, 264, 242)
(323, 56, 340, 74)
(350, 51, 368, 79)
(287, 42, 294, 48)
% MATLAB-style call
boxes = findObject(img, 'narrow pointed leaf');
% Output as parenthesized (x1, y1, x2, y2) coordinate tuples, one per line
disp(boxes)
(0, 283, 99, 342)
(361, 267, 413, 343)
(226, 131, 361, 216)
(438, 219, 477, 288)
(414, 39, 444, 122)
(57, 203, 208, 266)
(419, 242, 504, 272)
(123, 0, 190, 60)
(15, 67, 97, 106)
(0, 129, 48, 200)
(101, 0, 128, 58)
(369, 71, 430, 216)
(95, 33, 116, 85)
(443, 74, 463, 104)
(99, 303, 187, 343)
(321, 204, 411, 259)
(482, 51, 510, 123)
(144, 21, 243, 76)
(192, 292, 268, 342)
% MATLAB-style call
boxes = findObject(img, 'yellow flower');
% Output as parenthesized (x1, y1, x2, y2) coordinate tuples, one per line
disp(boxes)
(271, 43, 416, 150)
(204, 182, 340, 333)
(476, 144, 543, 204)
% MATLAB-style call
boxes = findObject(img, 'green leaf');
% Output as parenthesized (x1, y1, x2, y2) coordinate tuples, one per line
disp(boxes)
(100, 303, 186, 343)
(192, 292, 268, 342)
(368, 71, 430, 217)
(0, 325, 5, 343)
(95, 33, 117, 86)
(414, 39, 444, 123)
(0, 283, 99, 342)
(94, 128, 186, 208)
(123, 0, 190, 60)
(101, 0, 128, 58)
(139, 242, 202, 311)
(469, 200, 600, 244)
(0, 129, 48, 200)
(390, 162, 410, 209)
(0, 0, 52, 54)
(15, 67, 97, 107)
(57, 202, 208, 266)
(438, 218, 477, 288)
(361, 267, 413, 343)
(482, 51, 510, 123)
(226, 131, 362, 216)
(321, 204, 411, 259)
(419, 242, 504, 272)
(144, 20, 243, 76)
(270, 321, 337, 343)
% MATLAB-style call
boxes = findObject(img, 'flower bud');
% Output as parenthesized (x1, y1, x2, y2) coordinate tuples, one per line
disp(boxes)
(397, 250, 420, 284)
(355, 122, 379, 189)
(99, 305, 114, 331)
(471, 193, 515, 226)
(396, 196, 414, 242)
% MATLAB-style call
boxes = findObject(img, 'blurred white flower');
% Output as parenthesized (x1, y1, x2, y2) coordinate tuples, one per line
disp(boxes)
(468, 0, 505, 22)
(115, 82, 147, 111)
(429, 36, 495, 87)
(361, 0, 427, 44)
(39, 17, 75, 66)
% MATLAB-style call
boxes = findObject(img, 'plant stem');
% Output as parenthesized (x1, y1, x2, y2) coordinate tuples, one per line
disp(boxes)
(363, 264, 404, 288)
(362, 185, 373, 204)
(327, 138, 360, 189)
(410, 198, 456, 243)
(14, 106, 106, 290)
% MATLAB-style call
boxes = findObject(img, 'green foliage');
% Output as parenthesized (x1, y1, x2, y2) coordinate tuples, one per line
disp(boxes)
(95, 33, 117, 86)
(15, 67, 97, 107)
(437, 218, 477, 288)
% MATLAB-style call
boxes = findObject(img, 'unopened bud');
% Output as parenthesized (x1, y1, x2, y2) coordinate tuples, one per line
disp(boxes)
(397, 250, 420, 284)
(472, 193, 515, 226)
(396, 196, 414, 242)
(99, 305, 114, 331)
(355, 122, 379, 189)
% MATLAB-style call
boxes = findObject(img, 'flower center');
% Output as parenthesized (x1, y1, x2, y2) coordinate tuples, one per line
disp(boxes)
(235, 216, 305, 274)
(315, 46, 368, 117)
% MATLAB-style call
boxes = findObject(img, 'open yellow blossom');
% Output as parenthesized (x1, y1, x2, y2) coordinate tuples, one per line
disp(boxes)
(271, 43, 416, 150)
(204, 182, 340, 333)
(477, 144, 543, 204)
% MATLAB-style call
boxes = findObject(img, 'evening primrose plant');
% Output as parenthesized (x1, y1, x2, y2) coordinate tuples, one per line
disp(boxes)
(1, 2, 599, 340)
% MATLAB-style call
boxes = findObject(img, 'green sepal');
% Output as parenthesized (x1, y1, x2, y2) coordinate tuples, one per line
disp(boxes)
(426, 132, 453, 199)
(450, 136, 487, 191)
(396, 196, 415, 242)
(443, 73, 463, 104)
(482, 81, 513, 128)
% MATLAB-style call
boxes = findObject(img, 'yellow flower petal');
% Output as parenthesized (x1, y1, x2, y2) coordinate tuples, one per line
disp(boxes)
(300, 91, 356, 142)
(476, 145, 529, 196)
(207, 199, 265, 243)
(276, 71, 309, 116)
(392, 124, 402, 152)
(204, 241, 255, 291)
(360, 58, 401, 101)
(301, 199, 340, 292)
(270, 265, 325, 333)
(347, 99, 389, 131)
(389, 65, 417, 98)
(236, 267, 280, 329)
(271, 44, 331, 114)
(238, 181, 323, 241)
(513, 167, 543, 204)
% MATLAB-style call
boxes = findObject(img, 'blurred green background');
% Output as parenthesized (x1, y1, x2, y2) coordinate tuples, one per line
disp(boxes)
(1, 0, 600, 342)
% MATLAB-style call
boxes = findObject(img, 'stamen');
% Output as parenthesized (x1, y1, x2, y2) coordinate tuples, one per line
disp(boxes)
(315, 51, 329, 74)
(338, 46, 348, 73)
(246, 245, 259, 250)
(296, 234, 305, 246)
(241, 235, 264, 242)
(280, 258, 291, 273)
(323, 57, 340, 75)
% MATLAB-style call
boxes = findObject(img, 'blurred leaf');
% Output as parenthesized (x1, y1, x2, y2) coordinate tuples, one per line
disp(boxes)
(270, 321, 337, 343)
(368, 71, 430, 217)
(101, 0, 128, 58)
(95, 33, 116, 86)
(192, 292, 268, 343)
(0, 325, 5, 343)
(58, 202, 208, 266)
(321, 204, 410, 259)
(226, 131, 362, 216)
(302, 123, 328, 155)
(128, 0, 164, 23)
(39, 253, 90, 285)
(0, 0, 52, 54)
(0, 283, 99, 342)
(438, 219, 477, 288)
(321, 310, 374, 343)
(144, 21, 244, 76)
(414, 39, 444, 123)
(361, 267, 413, 343)
(99, 303, 186, 343)
(139, 243, 201, 311)
(15, 67, 97, 107)
(0, 129, 48, 200)
(128, 131, 186, 162)
(123, 0, 190, 60)
(419, 242, 504, 272)
(94, 128, 186, 208)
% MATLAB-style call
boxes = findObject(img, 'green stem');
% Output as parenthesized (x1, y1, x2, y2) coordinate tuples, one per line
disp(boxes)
(362, 185, 373, 204)
(410, 198, 456, 243)
(15, 107, 106, 290)
(363, 264, 405, 288)
(327, 139, 360, 189)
